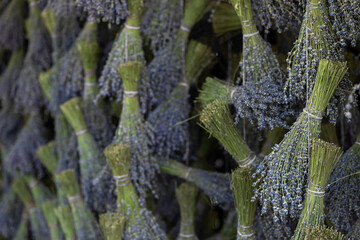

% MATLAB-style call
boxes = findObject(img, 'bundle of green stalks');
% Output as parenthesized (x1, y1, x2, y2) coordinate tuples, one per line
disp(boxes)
(212, 2, 241, 36)
(104, 143, 167, 240)
(285, 0, 345, 103)
(99, 0, 144, 102)
(36, 141, 58, 174)
(36, 142, 77, 240)
(176, 183, 198, 240)
(41, 200, 63, 240)
(232, 167, 257, 240)
(199, 99, 255, 168)
(255, 60, 348, 221)
(229, 0, 285, 85)
(24, 176, 63, 240)
(99, 213, 126, 240)
(197, 77, 234, 107)
(13, 0, 52, 113)
(0, 0, 10, 13)
(159, 158, 232, 206)
(306, 225, 346, 240)
(115, 60, 159, 202)
(54, 205, 76, 240)
(60, 97, 108, 211)
(148, 40, 214, 161)
(293, 139, 343, 240)
(12, 177, 50, 240)
(55, 169, 104, 240)
(77, 20, 113, 149)
(0, 0, 24, 51)
(0, 48, 24, 104)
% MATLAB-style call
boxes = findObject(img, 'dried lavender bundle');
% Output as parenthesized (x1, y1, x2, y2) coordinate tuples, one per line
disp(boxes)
(36, 141, 59, 175)
(60, 97, 113, 213)
(0, 0, 25, 51)
(257, 209, 293, 239)
(148, 41, 213, 161)
(36, 141, 76, 239)
(54, 205, 76, 240)
(293, 139, 342, 240)
(141, 0, 182, 54)
(176, 183, 198, 240)
(0, 188, 23, 239)
(114, 60, 158, 202)
(99, 213, 126, 240)
(41, 200, 63, 240)
(229, 0, 286, 86)
(255, 60, 347, 221)
(144, 0, 211, 110)
(199, 99, 256, 168)
(56, 169, 104, 240)
(99, 0, 144, 102)
(12, 177, 50, 240)
(13, 0, 52, 113)
(0, 48, 24, 104)
(285, 0, 345, 104)
(104, 143, 167, 240)
(77, 21, 114, 149)
(346, 219, 360, 240)
(41, 6, 80, 60)
(4, 113, 48, 178)
(160, 158, 232, 206)
(326, 136, 360, 233)
(212, 3, 241, 36)
(198, 77, 295, 129)
(39, 67, 79, 173)
(251, 0, 304, 33)
(75, 0, 128, 24)
(232, 167, 257, 240)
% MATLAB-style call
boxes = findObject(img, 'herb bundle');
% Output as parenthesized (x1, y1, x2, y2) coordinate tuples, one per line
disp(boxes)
(293, 138, 342, 240)
(160, 158, 232, 206)
(176, 183, 198, 240)
(255, 60, 347, 221)
(232, 167, 257, 240)
(55, 169, 104, 240)
(104, 143, 167, 240)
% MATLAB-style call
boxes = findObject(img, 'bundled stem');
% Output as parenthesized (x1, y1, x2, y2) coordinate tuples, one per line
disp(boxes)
(232, 167, 256, 240)
(176, 183, 198, 240)
(41, 200, 63, 240)
(197, 77, 233, 107)
(255, 60, 347, 220)
(55, 169, 104, 240)
(99, 213, 126, 240)
(293, 139, 342, 240)
(54, 205, 76, 240)
(199, 99, 253, 167)
(160, 158, 232, 206)
(212, 3, 241, 36)
(60, 97, 109, 212)
(104, 143, 167, 240)
(36, 141, 58, 174)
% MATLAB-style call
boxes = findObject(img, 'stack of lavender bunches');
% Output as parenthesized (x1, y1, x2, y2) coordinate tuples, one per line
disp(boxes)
(1, 0, 360, 239)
